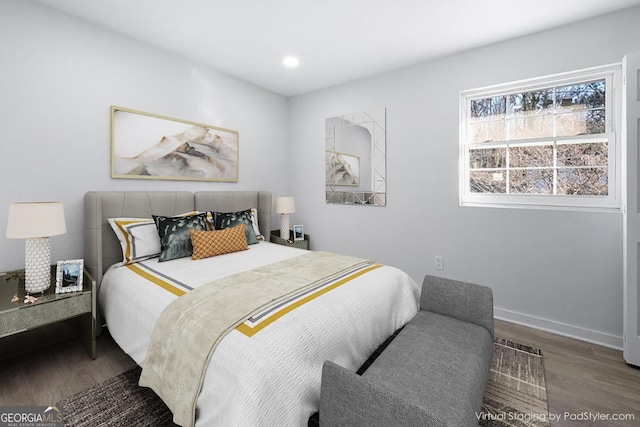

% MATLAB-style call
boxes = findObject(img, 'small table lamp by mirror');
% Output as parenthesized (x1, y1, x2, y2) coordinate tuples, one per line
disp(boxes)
(6, 202, 67, 294)
(274, 196, 295, 240)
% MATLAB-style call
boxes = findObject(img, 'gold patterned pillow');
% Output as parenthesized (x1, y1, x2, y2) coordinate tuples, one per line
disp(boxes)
(190, 224, 249, 260)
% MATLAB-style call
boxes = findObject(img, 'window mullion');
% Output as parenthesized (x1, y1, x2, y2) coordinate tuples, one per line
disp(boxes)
(553, 141, 558, 195)
(505, 144, 510, 194)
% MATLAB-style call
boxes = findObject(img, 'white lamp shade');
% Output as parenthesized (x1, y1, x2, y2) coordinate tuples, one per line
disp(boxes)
(275, 196, 296, 214)
(6, 202, 67, 239)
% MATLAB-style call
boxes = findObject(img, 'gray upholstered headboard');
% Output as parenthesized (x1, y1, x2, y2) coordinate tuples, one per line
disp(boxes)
(84, 191, 272, 295)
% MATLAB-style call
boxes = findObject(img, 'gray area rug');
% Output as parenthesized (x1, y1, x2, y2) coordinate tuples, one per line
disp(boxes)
(59, 367, 176, 427)
(59, 338, 548, 427)
(480, 338, 549, 427)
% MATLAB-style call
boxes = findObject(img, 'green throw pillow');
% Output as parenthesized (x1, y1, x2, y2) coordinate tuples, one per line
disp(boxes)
(210, 209, 259, 245)
(154, 212, 208, 262)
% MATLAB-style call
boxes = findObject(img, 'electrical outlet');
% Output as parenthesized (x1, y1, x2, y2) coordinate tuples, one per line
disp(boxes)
(434, 256, 444, 270)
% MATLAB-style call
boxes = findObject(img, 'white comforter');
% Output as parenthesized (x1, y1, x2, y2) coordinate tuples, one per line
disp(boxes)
(99, 242, 420, 426)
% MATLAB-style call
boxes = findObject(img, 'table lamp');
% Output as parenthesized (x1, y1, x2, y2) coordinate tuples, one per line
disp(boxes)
(274, 196, 295, 240)
(6, 202, 67, 294)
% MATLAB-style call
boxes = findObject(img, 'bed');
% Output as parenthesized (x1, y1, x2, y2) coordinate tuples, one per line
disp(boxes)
(84, 191, 420, 427)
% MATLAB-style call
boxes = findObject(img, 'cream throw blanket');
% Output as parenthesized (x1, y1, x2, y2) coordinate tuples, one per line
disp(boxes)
(139, 251, 370, 427)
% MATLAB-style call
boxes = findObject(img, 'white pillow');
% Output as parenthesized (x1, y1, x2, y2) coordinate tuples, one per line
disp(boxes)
(250, 208, 264, 241)
(108, 218, 160, 265)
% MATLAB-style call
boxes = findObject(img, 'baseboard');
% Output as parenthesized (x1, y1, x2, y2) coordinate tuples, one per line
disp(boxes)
(494, 307, 623, 350)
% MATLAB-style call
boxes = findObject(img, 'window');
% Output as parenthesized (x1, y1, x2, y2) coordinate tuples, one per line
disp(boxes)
(460, 65, 621, 210)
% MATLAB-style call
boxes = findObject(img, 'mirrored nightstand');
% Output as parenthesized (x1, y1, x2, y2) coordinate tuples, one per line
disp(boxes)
(270, 230, 310, 250)
(0, 266, 96, 359)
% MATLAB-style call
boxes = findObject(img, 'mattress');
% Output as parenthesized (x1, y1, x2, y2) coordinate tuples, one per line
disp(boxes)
(99, 241, 420, 426)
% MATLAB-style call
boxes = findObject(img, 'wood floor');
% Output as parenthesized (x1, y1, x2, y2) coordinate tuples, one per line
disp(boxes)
(493, 320, 640, 427)
(0, 328, 136, 407)
(1, 320, 639, 426)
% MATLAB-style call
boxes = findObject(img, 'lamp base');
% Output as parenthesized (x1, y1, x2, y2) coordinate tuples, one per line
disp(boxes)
(24, 237, 51, 294)
(280, 213, 290, 240)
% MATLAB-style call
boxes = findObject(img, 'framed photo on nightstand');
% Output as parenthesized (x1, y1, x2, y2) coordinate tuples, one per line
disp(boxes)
(293, 225, 304, 241)
(56, 259, 84, 293)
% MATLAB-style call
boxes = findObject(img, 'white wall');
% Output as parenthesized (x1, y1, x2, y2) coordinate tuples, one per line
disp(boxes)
(2, 0, 636, 349)
(289, 7, 640, 348)
(0, 1, 290, 272)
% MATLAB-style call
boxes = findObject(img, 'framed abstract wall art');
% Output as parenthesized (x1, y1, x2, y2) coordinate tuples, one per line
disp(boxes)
(111, 106, 239, 182)
(325, 151, 360, 186)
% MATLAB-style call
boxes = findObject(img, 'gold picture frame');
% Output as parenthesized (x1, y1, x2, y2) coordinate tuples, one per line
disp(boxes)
(111, 106, 239, 182)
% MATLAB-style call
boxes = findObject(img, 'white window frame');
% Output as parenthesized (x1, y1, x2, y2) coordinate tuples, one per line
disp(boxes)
(459, 64, 622, 211)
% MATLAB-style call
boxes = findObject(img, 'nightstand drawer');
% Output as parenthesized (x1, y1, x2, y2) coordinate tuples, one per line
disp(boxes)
(0, 293, 91, 337)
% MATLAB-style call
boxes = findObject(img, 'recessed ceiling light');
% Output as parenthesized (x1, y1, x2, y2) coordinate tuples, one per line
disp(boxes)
(283, 56, 299, 67)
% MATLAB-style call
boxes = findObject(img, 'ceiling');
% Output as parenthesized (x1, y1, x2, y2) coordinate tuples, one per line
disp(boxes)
(33, 0, 640, 97)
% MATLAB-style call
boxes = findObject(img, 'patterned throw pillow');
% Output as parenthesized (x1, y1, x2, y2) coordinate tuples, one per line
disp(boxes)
(209, 209, 259, 244)
(190, 224, 249, 260)
(154, 212, 208, 262)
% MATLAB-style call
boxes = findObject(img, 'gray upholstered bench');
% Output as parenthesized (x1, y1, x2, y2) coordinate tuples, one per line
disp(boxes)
(320, 275, 494, 427)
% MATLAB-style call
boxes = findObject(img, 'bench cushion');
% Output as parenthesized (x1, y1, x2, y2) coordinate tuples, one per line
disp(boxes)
(321, 361, 447, 427)
(362, 311, 493, 427)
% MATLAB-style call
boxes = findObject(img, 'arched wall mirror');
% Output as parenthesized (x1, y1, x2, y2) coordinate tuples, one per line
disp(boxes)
(325, 108, 386, 206)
